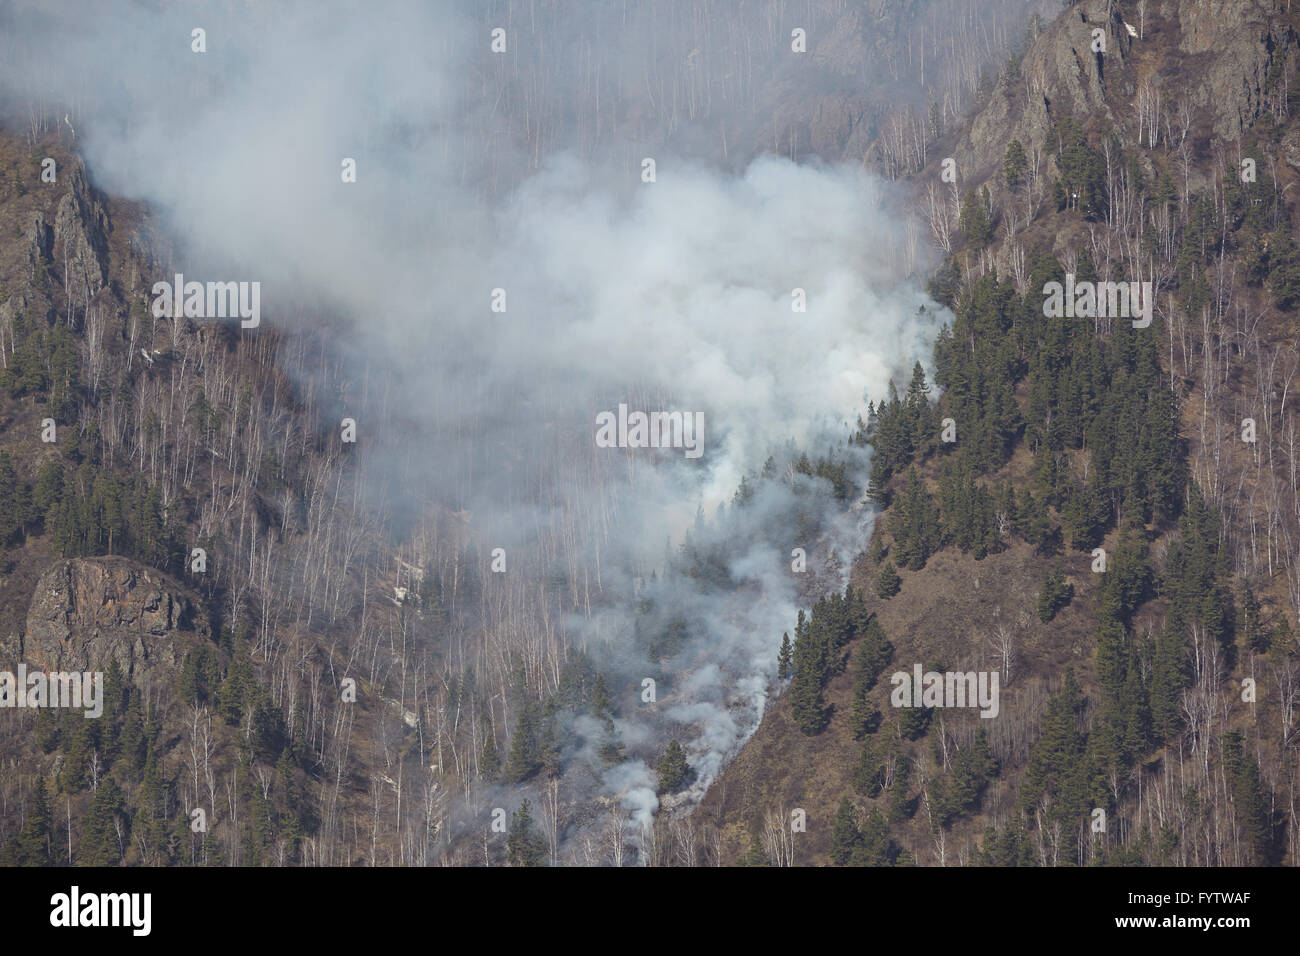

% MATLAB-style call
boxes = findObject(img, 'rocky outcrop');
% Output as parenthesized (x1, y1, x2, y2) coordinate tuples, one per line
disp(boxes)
(24, 211, 52, 269)
(960, 0, 1296, 187)
(20, 557, 209, 687)
(1175, 0, 1298, 141)
(964, 0, 1133, 182)
(52, 162, 109, 300)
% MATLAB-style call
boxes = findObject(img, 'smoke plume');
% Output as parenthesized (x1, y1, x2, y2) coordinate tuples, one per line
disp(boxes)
(1, 0, 951, 861)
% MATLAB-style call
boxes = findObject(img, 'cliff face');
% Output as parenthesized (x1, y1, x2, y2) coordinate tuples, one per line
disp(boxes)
(52, 163, 110, 301)
(15, 557, 208, 687)
(959, 0, 1297, 184)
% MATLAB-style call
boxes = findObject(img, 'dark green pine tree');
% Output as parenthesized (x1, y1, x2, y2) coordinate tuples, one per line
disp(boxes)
(1015, 489, 1053, 553)
(1063, 479, 1108, 551)
(1021, 670, 1088, 831)
(33, 705, 60, 753)
(8, 779, 52, 865)
(790, 670, 829, 734)
(847, 586, 874, 637)
(853, 740, 885, 797)
(863, 613, 894, 681)
(1097, 533, 1153, 624)
(959, 187, 994, 248)
(856, 807, 897, 866)
(1003, 140, 1027, 191)
(742, 832, 769, 866)
(80, 776, 127, 866)
(850, 677, 880, 740)
(887, 756, 913, 823)
(876, 560, 902, 598)
(98, 657, 126, 763)
(1118, 643, 1152, 763)
(945, 728, 998, 818)
(868, 529, 888, 563)
(789, 609, 831, 735)
(1222, 731, 1273, 864)
(777, 632, 793, 680)
(997, 481, 1017, 536)
(31, 460, 64, 533)
(978, 819, 1035, 866)
(538, 698, 562, 779)
(829, 797, 862, 865)
(502, 701, 542, 784)
(1094, 615, 1128, 703)
(480, 734, 501, 783)
(1149, 613, 1189, 743)
(850, 621, 890, 739)
(890, 468, 942, 571)
(866, 453, 891, 506)
(218, 643, 254, 726)
(871, 381, 906, 474)
(0, 450, 29, 548)
(117, 694, 147, 775)
(904, 361, 934, 452)
(133, 753, 168, 863)
(656, 739, 692, 794)
(245, 782, 274, 865)
(1164, 484, 1233, 647)
(1036, 563, 1074, 622)
(200, 829, 226, 867)
(506, 800, 548, 866)
(57, 714, 96, 793)
(857, 616, 894, 687)
(898, 702, 931, 740)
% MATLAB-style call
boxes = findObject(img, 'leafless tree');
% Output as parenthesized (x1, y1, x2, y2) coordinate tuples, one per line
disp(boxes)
(925, 181, 954, 253)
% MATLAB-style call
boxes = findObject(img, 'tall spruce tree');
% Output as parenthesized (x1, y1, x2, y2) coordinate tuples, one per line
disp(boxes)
(656, 739, 692, 793)
(506, 800, 548, 866)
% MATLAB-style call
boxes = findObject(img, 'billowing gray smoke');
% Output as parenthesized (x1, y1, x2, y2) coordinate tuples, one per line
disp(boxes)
(1, 0, 952, 861)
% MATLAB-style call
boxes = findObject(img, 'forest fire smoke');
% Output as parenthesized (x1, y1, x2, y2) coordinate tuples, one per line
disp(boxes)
(1, 0, 950, 863)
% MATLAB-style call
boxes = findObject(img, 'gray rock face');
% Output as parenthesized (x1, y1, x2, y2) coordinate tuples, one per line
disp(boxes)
(964, 0, 1131, 181)
(20, 557, 209, 688)
(24, 211, 52, 268)
(52, 163, 109, 300)
(960, 0, 1295, 188)
(1175, 0, 1294, 141)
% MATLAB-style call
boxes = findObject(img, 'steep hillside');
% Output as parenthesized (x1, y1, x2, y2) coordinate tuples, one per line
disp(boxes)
(4, 0, 1294, 871)
(0, 0, 1056, 869)
(698, 0, 1300, 867)
(0, 136, 440, 866)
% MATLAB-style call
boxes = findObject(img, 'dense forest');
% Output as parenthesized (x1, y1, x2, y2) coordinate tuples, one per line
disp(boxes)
(1, 0, 1298, 869)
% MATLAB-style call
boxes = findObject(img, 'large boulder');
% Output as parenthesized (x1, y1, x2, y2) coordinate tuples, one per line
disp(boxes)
(21, 557, 210, 689)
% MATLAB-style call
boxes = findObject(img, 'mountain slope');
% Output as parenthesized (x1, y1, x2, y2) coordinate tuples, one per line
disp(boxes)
(697, 0, 1300, 867)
